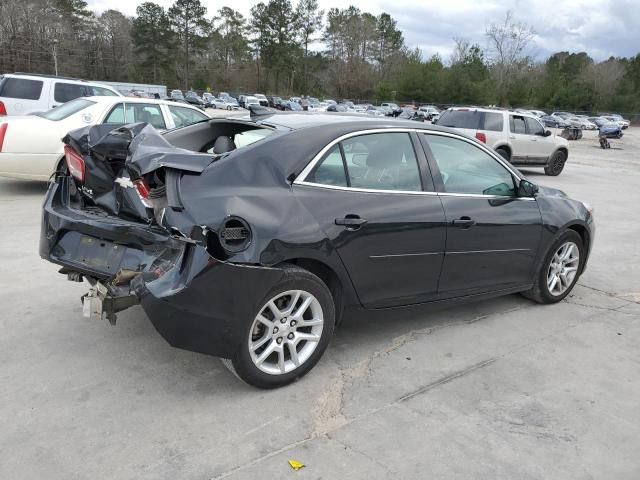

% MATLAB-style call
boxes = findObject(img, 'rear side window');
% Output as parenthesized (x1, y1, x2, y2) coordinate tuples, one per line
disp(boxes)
(483, 112, 504, 131)
(125, 103, 166, 129)
(308, 145, 348, 187)
(38, 98, 95, 121)
(437, 110, 481, 129)
(307, 133, 422, 192)
(0, 77, 43, 100)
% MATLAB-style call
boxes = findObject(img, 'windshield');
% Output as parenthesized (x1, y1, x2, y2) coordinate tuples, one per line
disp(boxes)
(37, 98, 95, 121)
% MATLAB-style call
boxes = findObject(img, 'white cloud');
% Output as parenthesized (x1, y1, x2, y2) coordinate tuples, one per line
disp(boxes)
(87, 0, 640, 60)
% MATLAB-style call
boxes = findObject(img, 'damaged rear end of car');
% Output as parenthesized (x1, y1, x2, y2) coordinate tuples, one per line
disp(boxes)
(40, 122, 288, 359)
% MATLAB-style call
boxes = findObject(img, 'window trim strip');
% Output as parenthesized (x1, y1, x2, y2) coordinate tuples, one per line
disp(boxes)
(293, 127, 525, 193)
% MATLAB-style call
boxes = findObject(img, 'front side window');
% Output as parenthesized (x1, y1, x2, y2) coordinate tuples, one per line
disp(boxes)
(525, 117, 544, 135)
(306, 132, 422, 192)
(168, 105, 208, 128)
(425, 134, 516, 197)
(54, 82, 86, 103)
(0, 77, 43, 100)
(510, 115, 527, 134)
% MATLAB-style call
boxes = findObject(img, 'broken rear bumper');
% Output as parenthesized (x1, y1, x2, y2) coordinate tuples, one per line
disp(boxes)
(40, 176, 285, 358)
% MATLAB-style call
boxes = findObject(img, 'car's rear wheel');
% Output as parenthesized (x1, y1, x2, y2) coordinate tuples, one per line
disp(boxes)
(222, 265, 335, 388)
(496, 147, 510, 161)
(522, 230, 583, 304)
(544, 150, 566, 176)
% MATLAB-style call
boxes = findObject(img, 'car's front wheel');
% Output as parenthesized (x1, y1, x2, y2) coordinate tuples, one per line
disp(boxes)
(222, 265, 335, 388)
(544, 150, 566, 176)
(522, 230, 583, 304)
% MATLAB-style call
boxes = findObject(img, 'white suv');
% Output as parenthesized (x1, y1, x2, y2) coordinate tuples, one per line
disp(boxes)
(0, 73, 121, 116)
(437, 107, 570, 176)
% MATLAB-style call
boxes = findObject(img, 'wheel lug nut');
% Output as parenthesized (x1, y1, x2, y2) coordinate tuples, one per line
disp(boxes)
(280, 318, 286, 324)
(290, 320, 297, 327)
(276, 337, 283, 344)
(287, 333, 294, 340)
(273, 327, 279, 334)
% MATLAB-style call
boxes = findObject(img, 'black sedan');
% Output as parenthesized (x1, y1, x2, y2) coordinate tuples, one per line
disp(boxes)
(41, 113, 595, 388)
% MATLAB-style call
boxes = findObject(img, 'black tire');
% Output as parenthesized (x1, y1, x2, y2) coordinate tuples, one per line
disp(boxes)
(223, 265, 335, 388)
(521, 230, 584, 304)
(544, 150, 566, 176)
(496, 147, 510, 161)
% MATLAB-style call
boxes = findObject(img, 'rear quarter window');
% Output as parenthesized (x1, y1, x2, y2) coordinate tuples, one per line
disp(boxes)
(483, 112, 504, 131)
(0, 77, 43, 100)
(438, 110, 481, 129)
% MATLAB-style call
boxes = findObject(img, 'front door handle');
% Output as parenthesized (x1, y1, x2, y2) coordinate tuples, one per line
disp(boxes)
(452, 216, 475, 228)
(335, 215, 367, 229)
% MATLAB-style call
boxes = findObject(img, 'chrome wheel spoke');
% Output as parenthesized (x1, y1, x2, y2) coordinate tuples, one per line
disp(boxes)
(300, 317, 323, 327)
(283, 291, 302, 316)
(295, 332, 320, 344)
(276, 347, 286, 373)
(256, 314, 274, 329)
(288, 344, 300, 367)
(250, 335, 271, 352)
(291, 295, 313, 319)
(267, 300, 283, 320)
(255, 342, 277, 366)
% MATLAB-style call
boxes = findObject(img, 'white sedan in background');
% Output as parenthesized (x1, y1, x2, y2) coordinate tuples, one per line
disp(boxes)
(0, 96, 209, 181)
(210, 97, 235, 110)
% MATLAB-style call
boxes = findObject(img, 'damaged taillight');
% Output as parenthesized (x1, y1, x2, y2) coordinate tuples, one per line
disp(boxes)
(134, 178, 150, 199)
(475, 132, 487, 143)
(0, 123, 7, 151)
(64, 145, 85, 182)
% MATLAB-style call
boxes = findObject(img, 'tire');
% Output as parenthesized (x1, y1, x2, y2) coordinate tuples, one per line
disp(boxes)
(496, 147, 510, 161)
(544, 150, 566, 176)
(521, 230, 584, 304)
(222, 265, 335, 388)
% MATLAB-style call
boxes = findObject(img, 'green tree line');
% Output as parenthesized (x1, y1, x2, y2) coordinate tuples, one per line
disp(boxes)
(1, 0, 639, 113)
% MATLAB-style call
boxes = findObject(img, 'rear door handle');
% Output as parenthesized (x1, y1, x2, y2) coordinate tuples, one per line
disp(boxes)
(452, 217, 475, 228)
(335, 215, 367, 229)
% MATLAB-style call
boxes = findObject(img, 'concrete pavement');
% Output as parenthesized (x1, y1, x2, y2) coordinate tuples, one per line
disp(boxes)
(0, 129, 638, 479)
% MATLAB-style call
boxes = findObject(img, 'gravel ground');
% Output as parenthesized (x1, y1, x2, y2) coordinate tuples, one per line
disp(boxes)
(0, 124, 638, 480)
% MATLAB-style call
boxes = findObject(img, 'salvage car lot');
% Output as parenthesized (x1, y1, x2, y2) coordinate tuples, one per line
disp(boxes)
(1, 128, 639, 478)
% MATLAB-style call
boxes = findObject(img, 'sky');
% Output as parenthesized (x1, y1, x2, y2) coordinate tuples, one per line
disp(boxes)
(87, 0, 640, 62)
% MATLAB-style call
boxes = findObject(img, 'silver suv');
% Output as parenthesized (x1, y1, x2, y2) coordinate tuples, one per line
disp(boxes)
(437, 107, 570, 176)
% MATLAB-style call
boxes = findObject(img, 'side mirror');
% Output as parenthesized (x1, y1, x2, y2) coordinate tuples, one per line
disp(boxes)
(544, 130, 552, 137)
(517, 179, 539, 197)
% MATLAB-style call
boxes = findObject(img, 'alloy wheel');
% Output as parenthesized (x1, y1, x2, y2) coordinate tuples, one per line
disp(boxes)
(547, 241, 580, 296)
(248, 290, 324, 375)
